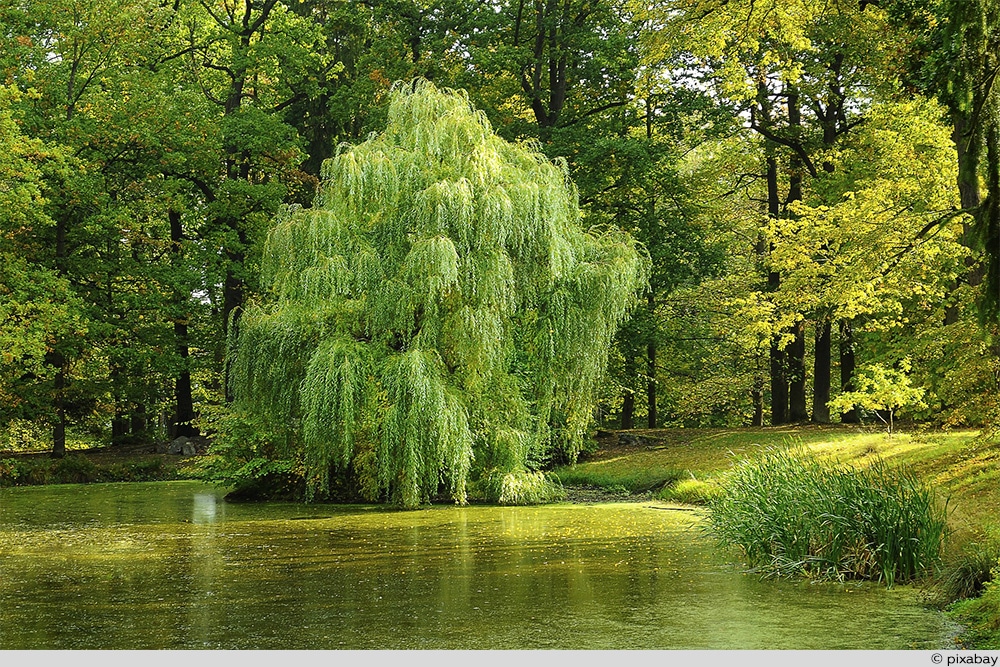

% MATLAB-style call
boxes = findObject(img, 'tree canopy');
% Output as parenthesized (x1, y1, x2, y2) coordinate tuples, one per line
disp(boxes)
(2, 0, 1000, 494)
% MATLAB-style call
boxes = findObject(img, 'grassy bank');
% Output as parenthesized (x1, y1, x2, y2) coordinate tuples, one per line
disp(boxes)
(552, 424, 1000, 647)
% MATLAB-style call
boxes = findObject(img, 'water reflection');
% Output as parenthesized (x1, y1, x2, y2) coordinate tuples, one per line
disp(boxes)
(0, 481, 957, 650)
(192, 493, 219, 525)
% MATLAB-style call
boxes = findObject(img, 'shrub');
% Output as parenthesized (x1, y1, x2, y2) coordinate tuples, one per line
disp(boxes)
(192, 403, 309, 500)
(0, 458, 19, 485)
(709, 448, 946, 586)
(51, 454, 98, 484)
(101, 457, 169, 483)
(553, 466, 686, 494)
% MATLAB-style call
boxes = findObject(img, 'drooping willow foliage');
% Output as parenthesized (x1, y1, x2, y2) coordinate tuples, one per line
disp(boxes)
(229, 80, 647, 507)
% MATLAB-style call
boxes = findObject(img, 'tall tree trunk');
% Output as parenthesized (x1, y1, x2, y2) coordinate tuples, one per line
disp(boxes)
(110, 365, 129, 442)
(955, 113, 985, 285)
(646, 339, 657, 429)
(52, 365, 66, 459)
(765, 150, 788, 425)
(812, 319, 831, 423)
(983, 117, 1000, 318)
(785, 86, 808, 422)
(130, 403, 147, 435)
(751, 372, 764, 427)
(52, 217, 69, 457)
(621, 355, 635, 429)
(788, 322, 808, 422)
(946, 112, 985, 325)
(112, 411, 129, 442)
(170, 210, 198, 437)
(839, 319, 858, 423)
(770, 343, 788, 425)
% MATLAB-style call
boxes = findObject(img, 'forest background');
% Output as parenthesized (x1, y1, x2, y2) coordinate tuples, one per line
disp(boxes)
(2, 0, 1000, 474)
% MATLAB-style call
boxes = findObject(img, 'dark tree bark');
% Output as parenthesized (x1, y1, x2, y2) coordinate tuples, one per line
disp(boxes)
(51, 366, 67, 459)
(812, 319, 831, 423)
(788, 322, 808, 422)
(785, 86, 808, 422)
(751, 374, 764, 427)
(983, 118, 1000, 317)
(112, 411, 129, 442)
(839, 319, 858, 423)
(51, 217, 69, 457)
(170, 210, 199, 438)
(955, 113, 985, 283)
(944, 112, 986, 326)
(621, 355, 635, 429)
(646, 338, 657, 429)
(130, 403, 147, 434)
(766, 150, 788, 425)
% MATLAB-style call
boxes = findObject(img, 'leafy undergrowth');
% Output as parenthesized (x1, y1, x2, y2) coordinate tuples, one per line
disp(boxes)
(0, 451, 196, 487)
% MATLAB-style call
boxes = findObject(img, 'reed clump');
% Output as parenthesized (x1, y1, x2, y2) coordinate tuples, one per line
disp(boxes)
(709, 448, 946, 586)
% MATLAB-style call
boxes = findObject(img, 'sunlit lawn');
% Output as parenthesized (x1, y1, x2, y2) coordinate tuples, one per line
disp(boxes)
(553, 424, 1000, 544)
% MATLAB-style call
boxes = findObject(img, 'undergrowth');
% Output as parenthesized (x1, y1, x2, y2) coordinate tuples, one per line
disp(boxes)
(0, 454, 180, 486)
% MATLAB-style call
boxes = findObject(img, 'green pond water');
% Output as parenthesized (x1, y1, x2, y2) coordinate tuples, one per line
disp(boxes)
(0, 480, 957, 649)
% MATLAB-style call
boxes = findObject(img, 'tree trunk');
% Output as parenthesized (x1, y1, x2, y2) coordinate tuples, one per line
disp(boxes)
(839, 319, 858, 423)
(52, 218, 69, 457)
(646, 339, 657, 429)
(112, 411, 129, 442)
(785, 86, 807, 422)
(170, 210, 199, 437)
(751, 373, 764, 427)
(130, 403, 147, 435)
(621, 355, 635, 429)
(52, 366, 66, 459)
(812, 319, 831, 423)
(954, 112, 984, 285)
(944, 112, 986, 325)
(788, 322, 808, 422)
(765, 150, 788, 425)
(983, 118, 1000, 318)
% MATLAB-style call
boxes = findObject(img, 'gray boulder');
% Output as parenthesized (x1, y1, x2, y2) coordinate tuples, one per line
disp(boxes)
(167, 436, 190, 455)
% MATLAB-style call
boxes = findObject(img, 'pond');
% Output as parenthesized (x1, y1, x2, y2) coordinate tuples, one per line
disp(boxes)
(0, 481, 957, 650)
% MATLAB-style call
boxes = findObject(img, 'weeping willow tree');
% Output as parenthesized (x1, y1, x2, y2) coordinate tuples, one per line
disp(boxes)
(229, 80, 646, 507)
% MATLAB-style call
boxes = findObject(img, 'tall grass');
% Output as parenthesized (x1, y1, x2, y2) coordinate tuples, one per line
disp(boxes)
(709, 448, 946, 586)
(933, 532, 1000, 606)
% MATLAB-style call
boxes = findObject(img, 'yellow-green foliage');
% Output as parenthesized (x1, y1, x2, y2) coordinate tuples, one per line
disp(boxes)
(473, 469, 566, 505)
(230, 80, 646, 507)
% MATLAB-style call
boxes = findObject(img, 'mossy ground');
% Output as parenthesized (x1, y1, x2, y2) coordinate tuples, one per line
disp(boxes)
(553, 423, 1000, 647)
